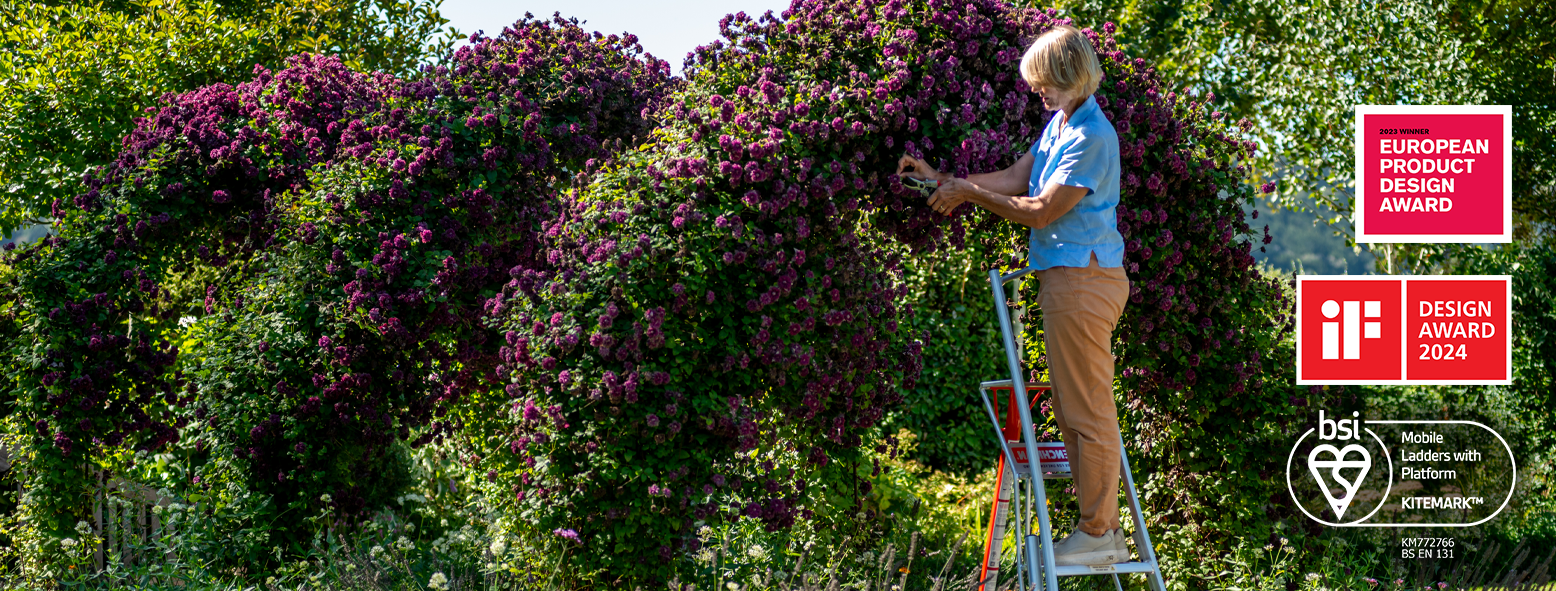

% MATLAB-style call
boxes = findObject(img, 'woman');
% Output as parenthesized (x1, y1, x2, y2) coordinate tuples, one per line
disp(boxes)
(896, 24, 1132, 567)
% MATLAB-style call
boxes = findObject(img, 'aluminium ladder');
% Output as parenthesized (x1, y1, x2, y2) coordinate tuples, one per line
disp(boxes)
(977, 267, 1167, 591)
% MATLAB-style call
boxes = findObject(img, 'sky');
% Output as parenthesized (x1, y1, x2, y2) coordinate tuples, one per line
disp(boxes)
(436, 0, 793, 74)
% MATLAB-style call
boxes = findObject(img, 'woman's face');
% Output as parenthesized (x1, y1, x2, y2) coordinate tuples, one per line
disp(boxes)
(1028, 81, 1081, 112)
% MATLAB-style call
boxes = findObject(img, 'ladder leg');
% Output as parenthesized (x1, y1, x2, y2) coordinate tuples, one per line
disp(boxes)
(990, 270, 1058, 591)
(1112, 573, 1124, 591)
(1119, 442, 1167, 591)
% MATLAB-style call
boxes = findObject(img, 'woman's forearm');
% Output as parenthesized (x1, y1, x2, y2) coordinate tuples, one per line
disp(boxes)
(964, 181, 1087, 229)
(961, 167, 1027, 197)
(924, 153, 1031, 197)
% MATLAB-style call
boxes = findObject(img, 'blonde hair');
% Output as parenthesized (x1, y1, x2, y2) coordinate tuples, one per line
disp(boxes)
(1019, 25, 1101, 97)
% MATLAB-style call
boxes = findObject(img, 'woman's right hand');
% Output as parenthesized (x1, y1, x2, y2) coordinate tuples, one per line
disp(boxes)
(896, 154, 945, 182)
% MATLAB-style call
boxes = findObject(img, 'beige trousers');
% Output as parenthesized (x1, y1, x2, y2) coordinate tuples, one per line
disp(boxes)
(1034, 253, 1131, 536)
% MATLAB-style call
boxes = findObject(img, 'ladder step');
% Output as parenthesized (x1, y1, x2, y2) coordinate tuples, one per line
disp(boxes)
(1052, 561, 1159, 576)
(978, 379, 1028, 389)
(1014, 470, 1072, 480)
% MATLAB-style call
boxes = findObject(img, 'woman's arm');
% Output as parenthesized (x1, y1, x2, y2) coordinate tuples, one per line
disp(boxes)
(929, 179, 1088, 229)
(895, 153, 1035, 197)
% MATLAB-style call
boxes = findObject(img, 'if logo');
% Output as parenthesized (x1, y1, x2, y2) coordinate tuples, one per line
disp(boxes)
(1321, 299, 1383, 360)
(1297, 278, 1404, 383)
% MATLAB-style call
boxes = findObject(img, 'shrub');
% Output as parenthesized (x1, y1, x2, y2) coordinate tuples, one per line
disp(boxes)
(0, 15, 672, 571)
(0, 0, 457, 238)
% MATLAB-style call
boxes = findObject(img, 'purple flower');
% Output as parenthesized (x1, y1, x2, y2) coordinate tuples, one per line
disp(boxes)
(646, 414, 660, 427)
(212, 190, 230, 203)
(553, 528, 579, 541)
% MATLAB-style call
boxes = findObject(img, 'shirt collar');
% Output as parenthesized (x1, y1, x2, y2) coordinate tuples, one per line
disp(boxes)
(1042, 95, 1100, 142)
(1073, 94, 1100, 126)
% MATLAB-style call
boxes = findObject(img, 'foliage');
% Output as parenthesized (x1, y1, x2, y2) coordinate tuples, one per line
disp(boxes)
(0, 14, 673, 578)
(1038, 0, 1556, 253)
(883, 240, 1007, 474)
(1249, 197, 1376, 275)
(0, 0, 458, 239)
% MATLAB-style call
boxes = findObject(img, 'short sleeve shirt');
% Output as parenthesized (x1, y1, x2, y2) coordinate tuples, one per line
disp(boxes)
(1026, 94, 1125, 270)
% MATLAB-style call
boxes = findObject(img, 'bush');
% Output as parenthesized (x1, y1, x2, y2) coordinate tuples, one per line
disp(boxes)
(0, 0, 457, 238)
(0, 15, 672, 575)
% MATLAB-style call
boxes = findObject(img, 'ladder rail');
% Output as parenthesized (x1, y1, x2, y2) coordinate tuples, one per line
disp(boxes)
(978, 389, 1031, 591)
(1120, 433, 1168, 591)
(988, 268, 1059, 591)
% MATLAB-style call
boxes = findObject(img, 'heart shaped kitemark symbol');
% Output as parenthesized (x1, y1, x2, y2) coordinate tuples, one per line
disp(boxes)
(1308, 444, 1371, 520)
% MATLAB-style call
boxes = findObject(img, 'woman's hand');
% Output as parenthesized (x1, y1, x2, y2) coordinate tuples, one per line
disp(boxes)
(927, 177, 976, 215)
(895, 154, 947, 182)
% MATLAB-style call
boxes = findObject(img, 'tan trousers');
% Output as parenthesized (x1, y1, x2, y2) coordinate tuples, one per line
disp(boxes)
(1034, 253, 1130, 536)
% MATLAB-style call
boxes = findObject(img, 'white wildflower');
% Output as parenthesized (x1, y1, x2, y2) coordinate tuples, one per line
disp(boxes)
(319, 493, 332, 503)
(74, 520, 91, 534)
(725, 583, 740, 591)
(369, 545, 385, 558)
(695, 549, 715, 565)
(60, 538, 77, 548)
(746, 544, 768, 561)
(697, 525, 714, 541)
(1307, 573, 1320, 581)
(489, 537, 507, 557)
(428, 571, 449, 591)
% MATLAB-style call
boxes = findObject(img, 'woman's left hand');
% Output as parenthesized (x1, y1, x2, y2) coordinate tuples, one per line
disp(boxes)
(927, 177, 975, 215)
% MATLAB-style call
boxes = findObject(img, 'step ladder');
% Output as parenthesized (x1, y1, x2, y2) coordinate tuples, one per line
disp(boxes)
(976, 267, 1167, 591)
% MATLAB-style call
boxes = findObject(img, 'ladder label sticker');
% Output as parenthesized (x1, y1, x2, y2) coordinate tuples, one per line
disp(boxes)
(1088, 565, 1116, 572)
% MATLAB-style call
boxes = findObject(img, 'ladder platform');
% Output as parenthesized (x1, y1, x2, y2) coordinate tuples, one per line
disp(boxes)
(1053, 561, 1159, 576)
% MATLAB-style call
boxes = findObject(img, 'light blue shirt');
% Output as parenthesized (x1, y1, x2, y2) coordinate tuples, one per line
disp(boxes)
(1026, 94, 1125, 270)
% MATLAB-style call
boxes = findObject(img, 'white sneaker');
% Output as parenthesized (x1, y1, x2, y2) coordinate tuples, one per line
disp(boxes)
(1052, 528, 1129, 566)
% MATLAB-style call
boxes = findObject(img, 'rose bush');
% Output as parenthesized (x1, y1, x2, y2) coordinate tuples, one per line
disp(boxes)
(465, 0, 1307, 583)
(1, 14, 672, 565)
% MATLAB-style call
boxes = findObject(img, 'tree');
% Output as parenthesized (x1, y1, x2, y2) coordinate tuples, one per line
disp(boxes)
(0, 0, 457, 239)
(1036, 0, 1555, 254)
